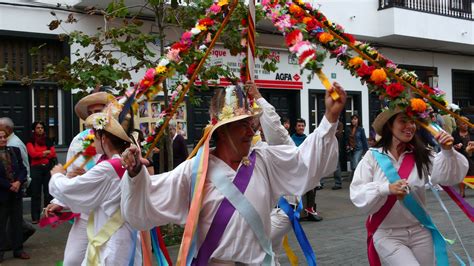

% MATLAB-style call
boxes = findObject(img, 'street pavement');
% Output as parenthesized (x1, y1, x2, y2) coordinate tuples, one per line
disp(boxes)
(1, 177, 473, 265)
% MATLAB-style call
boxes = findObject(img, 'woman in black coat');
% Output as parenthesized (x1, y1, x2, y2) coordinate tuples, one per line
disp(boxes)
(0, 129, 29, 262)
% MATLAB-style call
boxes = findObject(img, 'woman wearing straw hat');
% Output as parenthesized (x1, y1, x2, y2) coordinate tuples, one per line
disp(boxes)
(49, 113, 141, 265)
(44, 91, 112, 266)
(121, 82, 347, 265)
(350, 108, 468, 265)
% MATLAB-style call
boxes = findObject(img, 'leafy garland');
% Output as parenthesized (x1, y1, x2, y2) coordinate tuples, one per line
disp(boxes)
(262, 0, 449, 120)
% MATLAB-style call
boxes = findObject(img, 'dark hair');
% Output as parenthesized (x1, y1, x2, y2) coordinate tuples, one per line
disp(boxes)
(375, 114, 432, 179)
(31, 121, 46, 131)
(351, 114, 360, 127)
(29, 121, 53, 147)
(282, 117, 290, 124)
(96, 130, 130, 153)
(295, 118, 306, 126)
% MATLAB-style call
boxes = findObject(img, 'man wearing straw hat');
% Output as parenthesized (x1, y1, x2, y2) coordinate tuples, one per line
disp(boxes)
(121, 82, 347, 264)
(44, 91, 112, 265)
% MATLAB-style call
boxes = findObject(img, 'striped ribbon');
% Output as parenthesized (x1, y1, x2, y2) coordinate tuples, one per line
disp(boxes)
(247, 0, 256, 82)
(176, 135, 212, 266)
(440, 185, 474, 222)
(464, 176, 474, 189)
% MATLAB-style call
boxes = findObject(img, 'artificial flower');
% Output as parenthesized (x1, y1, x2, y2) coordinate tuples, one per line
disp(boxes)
(285, 29, 303, 47)
(187, 63, 197, 77)
(289, 4, 304, 17)
(410, 98, 427, 113)
(385, 83, 404, 98)
(155, 65, 167, 74)
(83, 145, 97, 157)
(191, 27, 201, 35)
(370, 69, 387, 84)
(209, 3, 221, 14)
(298, 49, 316, 67)
(218, 105, 234, 121)
(166, 49, 180, 62)
(144, 68, 156, 80)
(158, 58, 170, 67)
(92, 115, 108, 130)
(217, 0, 228, 7)
(348, 57, 364, 68)
(356, 63, 375, 78)
(199, 18, 214, 27)
(318, 32, 334, 44)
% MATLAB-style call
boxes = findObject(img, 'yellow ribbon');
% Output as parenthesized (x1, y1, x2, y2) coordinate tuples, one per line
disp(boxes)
(86, 209, 124, 265)
(316, 70, 340, 101)
(282, 235, 299, 266)
(463, 177, 474, 189)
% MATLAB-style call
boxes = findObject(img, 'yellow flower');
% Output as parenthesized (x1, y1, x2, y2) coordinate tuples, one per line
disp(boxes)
(218, 0, 228, 6)
(196, 24, 207, 31)
(289, 4, 303, 14)
(318, 32, 334, 44)
(85, 134, 95, 141)
(349, 57, 364, 68)
(370, 69, 387, 84)
(410, 98, 427, 113)
(218, 105, 234, 121)
(296, 0, 305, 4)
(155, 65, 167, 74)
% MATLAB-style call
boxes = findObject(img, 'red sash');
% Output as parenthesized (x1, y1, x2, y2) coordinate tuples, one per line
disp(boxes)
(106, 158, 126, 179)
(366, 153, 415, 266)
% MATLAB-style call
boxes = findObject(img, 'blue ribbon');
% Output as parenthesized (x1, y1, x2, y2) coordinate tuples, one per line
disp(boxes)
(372, 150, 449, 266)
(278, 197, 317, 266)
(151, 227, 169, 266)
(128, 230, 137, 266)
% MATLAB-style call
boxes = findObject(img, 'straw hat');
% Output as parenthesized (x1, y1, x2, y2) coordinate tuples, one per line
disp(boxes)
(75, 92, 115, 120)
(208, 85, 261, 136)
(372, 107, 404, 136)
(85, 113, 132, 143)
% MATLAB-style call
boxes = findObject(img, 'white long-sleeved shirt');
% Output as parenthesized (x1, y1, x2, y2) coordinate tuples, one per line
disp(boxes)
(350, 147, 468, 229)
(51, 130, 103, 220)
(256, 98, 299, 205)
(121, 116, 338, 264)
(50, 154, 141, 265)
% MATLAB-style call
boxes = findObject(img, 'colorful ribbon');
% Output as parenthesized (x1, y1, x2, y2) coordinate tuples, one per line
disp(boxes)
(39, 211, 80, 228)
(440, 185, 474, 222)
(278, 197, 317, 266)
(282, 235, 299, 266)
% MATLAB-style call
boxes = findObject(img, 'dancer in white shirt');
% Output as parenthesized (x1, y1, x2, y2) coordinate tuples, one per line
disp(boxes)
(350, 108, 468, 265)
(50, 113, 141, 265)
(121, 82, 347, 264)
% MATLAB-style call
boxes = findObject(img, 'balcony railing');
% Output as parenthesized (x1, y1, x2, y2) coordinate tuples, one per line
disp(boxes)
(379, 0, 473, 20)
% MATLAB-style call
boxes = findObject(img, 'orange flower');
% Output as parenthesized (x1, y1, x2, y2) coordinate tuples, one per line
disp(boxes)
(289, 4, 304, 17)
(318, 32, 334, 44)
(410, 98, 427, 113)
(349, 57, 364, 68)
(370, 69, 387, 84)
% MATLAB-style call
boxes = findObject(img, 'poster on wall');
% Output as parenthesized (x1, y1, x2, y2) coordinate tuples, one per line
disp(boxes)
(136, 100, 188, 140)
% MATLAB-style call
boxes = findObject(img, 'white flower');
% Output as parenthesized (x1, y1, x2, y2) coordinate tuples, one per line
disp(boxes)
(191, 28, 201, 35)
(159, 58, 170, 67)
(92, 114, 109, 130)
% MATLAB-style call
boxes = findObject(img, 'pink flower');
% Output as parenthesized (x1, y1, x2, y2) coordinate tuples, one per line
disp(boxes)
(209, 3, 221, 14)
(170, 90, 179, 101)
(166, 49, 180, 62)
(180, 31, 193, 45)
(144, 68, 155, 80)
(274, 15, 292, 31)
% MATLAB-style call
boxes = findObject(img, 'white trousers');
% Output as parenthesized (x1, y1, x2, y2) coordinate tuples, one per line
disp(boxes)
(63, 217, 88, 266)
(270, 208, 292, 266)
(373, 224, 434, 266)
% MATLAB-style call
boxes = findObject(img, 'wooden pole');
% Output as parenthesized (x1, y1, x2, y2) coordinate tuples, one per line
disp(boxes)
(144, 0, 240, 159)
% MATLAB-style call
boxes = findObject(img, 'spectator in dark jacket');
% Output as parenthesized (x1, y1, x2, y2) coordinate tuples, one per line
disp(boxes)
(0, 129, 30, 262)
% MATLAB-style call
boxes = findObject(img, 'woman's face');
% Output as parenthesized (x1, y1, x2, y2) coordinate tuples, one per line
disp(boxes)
(34, 123, 45, 135)
(0, 131, 7, 148)
(351, 116, 359, 126)
(390, 114, 416, 143)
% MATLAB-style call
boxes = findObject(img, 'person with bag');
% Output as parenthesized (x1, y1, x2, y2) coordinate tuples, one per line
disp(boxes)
(350, 108, 468, 265)
(26, 121, 56, 224)
(0, 129, 30, 262)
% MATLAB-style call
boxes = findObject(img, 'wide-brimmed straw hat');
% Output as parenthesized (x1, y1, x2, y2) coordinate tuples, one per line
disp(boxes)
(75, 92, 115, 120)
(85, 112, 132, 143)
(208, 85, 261, 136)
(372, 107, 404, 136)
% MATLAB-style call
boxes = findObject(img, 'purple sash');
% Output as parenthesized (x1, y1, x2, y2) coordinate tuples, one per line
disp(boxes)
(192, 151, 257, 265)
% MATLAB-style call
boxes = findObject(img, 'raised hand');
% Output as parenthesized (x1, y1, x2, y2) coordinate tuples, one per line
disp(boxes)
(121, 145, 147, 177)
(325, 82, 347, 123)
(435, 131, 454, 150)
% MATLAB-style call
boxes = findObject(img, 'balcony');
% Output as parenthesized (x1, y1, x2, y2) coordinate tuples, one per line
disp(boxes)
(379, 0, 473, 20)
